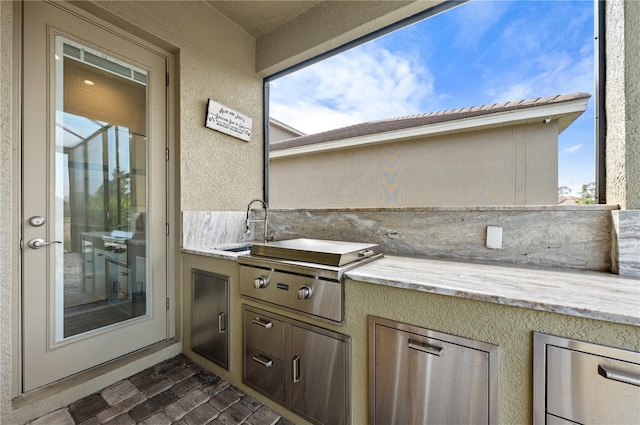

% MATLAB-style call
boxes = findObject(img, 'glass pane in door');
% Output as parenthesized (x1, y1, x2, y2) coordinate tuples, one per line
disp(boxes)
(55, 36, 148, 340)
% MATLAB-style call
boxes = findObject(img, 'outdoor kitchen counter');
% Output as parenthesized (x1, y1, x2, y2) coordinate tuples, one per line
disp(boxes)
(181, 247, 640, 326)
(345, 255, 640, 327)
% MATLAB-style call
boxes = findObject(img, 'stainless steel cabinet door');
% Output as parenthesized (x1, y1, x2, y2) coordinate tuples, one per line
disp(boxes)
(290, 324, 350, 425)
(192, 270, 229, 369)
(371, 322, 494, 425)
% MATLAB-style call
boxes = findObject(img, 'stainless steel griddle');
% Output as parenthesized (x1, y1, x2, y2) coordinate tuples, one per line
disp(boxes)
(248, 238, 382, 267)
(238, 238, 383, 324)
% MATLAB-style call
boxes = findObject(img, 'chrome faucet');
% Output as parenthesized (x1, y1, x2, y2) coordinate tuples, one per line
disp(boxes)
(245, 198, 271, 243)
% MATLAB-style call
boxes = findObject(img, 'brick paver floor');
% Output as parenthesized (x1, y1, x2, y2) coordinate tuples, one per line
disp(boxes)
(27, 355, 292, 425)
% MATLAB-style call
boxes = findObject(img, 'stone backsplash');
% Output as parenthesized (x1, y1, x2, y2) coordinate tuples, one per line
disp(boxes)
(183, 206, 639, 275)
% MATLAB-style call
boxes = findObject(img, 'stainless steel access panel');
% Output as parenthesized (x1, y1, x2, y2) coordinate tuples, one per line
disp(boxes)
(534, 332, 640, 424)
(192, 269, 229, 370)
(369, 316, 499, 425)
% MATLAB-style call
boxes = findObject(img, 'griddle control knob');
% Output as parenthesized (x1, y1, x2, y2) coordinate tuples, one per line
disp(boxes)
(254, 276, 269, 289)
(298, 285, 313, 300)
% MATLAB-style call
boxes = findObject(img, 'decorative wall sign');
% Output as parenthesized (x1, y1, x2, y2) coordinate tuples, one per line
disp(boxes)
(205, 99, 253, 142)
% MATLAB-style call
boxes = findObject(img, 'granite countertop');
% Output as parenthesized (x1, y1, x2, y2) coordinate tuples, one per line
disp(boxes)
(181, 247, 639, 327)
(345, 255, 640, 327)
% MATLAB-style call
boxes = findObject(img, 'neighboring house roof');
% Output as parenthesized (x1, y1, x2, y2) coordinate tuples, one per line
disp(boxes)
(270, 92, 591, 158)
(269, 117, 306, 138)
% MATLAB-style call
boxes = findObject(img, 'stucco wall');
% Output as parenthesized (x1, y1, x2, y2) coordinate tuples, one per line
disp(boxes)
(606, 0, 640, 209)
(0, 0, 16, 421)
(624, 1, 640, 209)
(256, 0, 443, 76)
(91, 0, 265, 211)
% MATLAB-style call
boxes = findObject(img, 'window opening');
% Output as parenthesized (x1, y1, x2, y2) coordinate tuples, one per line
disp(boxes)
(265, 0, 599, 208)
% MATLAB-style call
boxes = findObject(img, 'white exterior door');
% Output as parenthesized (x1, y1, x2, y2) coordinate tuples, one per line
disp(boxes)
(22, 1, 168, 391)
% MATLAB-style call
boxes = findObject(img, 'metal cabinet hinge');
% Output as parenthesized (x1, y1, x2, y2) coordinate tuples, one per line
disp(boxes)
(165, 148, 169, 162)
(166, 223, 169, 236)
(166, 298, 170, 311)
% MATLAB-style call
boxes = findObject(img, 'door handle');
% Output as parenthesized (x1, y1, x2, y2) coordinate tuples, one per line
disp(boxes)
(408, 339, 444, 356)
(218, 312, 226, 333)
(28, 238, 62, 249)
(252, 354, 273, 368)
(598, 364, 640, 387)
(252, 317, 273, 329)
(292, 355, 301, 382)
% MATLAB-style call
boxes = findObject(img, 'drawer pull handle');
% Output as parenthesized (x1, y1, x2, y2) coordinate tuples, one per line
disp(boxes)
(252, 354, 273, 368)
(218, 312, 226, 333)
(598, 364, 640, 387)
(408, 339, 443, 356)
(252, 317, 273, 329)
(358, 249, 375, 257)
(292, 355, 301, 382)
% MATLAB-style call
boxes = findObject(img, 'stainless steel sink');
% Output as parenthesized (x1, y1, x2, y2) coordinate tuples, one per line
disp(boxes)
(216, 244, 251, 252)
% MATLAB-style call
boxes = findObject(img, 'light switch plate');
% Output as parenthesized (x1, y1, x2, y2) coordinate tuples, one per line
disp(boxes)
(486, 226, 503, 249)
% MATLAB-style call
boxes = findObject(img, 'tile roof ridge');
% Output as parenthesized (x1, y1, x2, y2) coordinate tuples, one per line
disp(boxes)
(271, 92, 591, 149)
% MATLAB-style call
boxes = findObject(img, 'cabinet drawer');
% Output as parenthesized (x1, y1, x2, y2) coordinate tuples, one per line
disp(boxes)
(244, 346, 285, 402)
(546, 345, 640, 424)
(244, 309, 285, 360)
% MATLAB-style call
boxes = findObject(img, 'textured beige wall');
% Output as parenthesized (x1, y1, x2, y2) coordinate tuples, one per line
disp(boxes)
(92, 0, 265, 211)
(256, 1, 442, 76)
(624, 1, 640, 209)
(270, 123, 558, 208)
(0, 0, 16, 420)
(606, 0, 640, 209)
(181, 255, 639, 425)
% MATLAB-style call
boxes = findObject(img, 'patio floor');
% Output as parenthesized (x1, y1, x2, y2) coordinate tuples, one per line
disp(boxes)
(26, 354, 292, 425)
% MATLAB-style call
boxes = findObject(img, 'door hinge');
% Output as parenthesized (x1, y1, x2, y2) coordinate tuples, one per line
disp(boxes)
(166, 73, 169, 86)
(166, 223, 169, 236)
(165, 148, 169, 162)
(166, 298, 170, 311)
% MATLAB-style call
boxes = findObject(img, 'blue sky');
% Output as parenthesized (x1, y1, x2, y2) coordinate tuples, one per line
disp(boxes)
(269, 0, 596, 196)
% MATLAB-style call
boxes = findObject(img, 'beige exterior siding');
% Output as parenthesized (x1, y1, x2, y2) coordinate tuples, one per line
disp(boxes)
(271, 122, 560, 208)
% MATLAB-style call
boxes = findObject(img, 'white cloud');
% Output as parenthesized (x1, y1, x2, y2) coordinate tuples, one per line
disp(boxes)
(270, 45, 435, 135)
(270, 2, 594, 137)
(449, 0, 510, 48)
(483, 5, 594, 105)
(564, 144, 583, 153)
